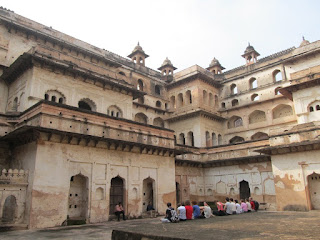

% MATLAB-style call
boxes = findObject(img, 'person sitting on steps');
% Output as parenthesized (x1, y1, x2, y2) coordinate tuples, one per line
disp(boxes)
(115, 202, 126, 221)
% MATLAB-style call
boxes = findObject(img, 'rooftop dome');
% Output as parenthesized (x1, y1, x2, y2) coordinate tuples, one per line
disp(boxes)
(158, 57, 177, 71)
(161, 57, 173, 67)
(209, 57, 221, 67)
(132, 42, 144, 53)
(244, 43, 255, 53)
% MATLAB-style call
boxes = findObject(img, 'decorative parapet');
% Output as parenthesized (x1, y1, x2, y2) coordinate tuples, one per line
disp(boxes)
(0, 169, 29, 184)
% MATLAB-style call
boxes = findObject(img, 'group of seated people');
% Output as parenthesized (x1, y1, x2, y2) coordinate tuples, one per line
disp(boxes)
(161, 200, 213, 223)
(161, 197, 259, 223)
(214, 197, 259, 216)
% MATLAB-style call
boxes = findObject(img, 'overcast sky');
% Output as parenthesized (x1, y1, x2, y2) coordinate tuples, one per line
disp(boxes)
(1, 0, 320, 72)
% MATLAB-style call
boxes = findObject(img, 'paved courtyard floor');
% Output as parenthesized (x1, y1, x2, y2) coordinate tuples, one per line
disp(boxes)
(1, 211, 320, 240)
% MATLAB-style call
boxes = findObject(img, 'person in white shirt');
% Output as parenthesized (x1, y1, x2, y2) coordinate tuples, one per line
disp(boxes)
(235, 199, 242, 214)
(224, 197, 233, 215)
(230, 198, 237, 214)
(246, 198, 252, 212)
(202, 202, 213, 218)
(177, 202, 187, 221)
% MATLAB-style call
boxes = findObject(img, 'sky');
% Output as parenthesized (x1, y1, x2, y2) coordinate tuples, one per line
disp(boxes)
(1, 0, 320, 72)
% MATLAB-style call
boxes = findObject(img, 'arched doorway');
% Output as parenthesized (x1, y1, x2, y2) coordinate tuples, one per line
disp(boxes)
(308, 172, 320, 209)
(110, 177, 124, 214)
(2, 195, 17, 223)
(68, 174, 88, 220)
(143, 177, 155, 212)
(239, 180, 250, 200)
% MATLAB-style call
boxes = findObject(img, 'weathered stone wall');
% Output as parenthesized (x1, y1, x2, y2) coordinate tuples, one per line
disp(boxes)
(24, 139, 175, 229)
(176, 161, 276, 210)
(271, 150, 320, 211)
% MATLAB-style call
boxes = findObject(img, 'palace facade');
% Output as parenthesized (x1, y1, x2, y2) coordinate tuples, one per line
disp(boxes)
(0, 7, 319, 229)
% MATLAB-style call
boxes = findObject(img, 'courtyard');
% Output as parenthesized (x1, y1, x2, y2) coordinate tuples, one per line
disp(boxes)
(1, 211, 320, 240)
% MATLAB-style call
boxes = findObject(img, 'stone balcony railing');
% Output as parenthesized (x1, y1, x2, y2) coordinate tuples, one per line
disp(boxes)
(0, 169, 29, 184)
(2, 101, 176, 153)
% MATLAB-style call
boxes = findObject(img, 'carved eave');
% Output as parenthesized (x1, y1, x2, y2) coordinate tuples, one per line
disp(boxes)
(1, 53, 144, 99)
(127, 50, 149, 59)
(175, 155, 270, 168)
(256, 139, 320, 155)
(167, 72, 223, 90)
(166, 109, 225, 123)
(157, 64, 177, 71)
(0, 16, 121, 68)
(279, 73, 320, 101)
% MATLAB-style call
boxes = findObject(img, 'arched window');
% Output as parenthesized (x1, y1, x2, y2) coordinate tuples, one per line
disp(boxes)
(206, 131, 211, 147)
(12, 97, 18, 111)
(187, 131, 194, 146)
(228, 116, 243, 129)
(179, 133, 185, 145)
(153, 117, 164, 128)
(215, 95, 218, 107)
(137, 79, 144, 91)
(251, 94, 259, 101)
(107, 105, 122, 118)
(308, 101, 320, 112)
(79, 101, 92, 111)
(178, 93, 184, 107)
(209, 93, 214, 106)
(249, 78, 257, 89)
(232, 99, 239, 107)
(78, 98, 96, 111)
(170, 96, 176, 109)
(272, 104, 293, 119)
(212, 132, 217, 146)
(135, 113, 148, 124)
(229, 136, 245, 144)
(221, 102, 226, 108)
(273, 70, 283, 82)
(203, 90, 208, 104)
(218, 134, 222, 145)
(186, 90, 192, 104)
(156, 101, 162, 108)
(249, 110, 266, 124)
(45, 90, 65, 104)
(155, 85, 161, 95)
(251, 132, 269, 140)
(230, 84, 238, 95)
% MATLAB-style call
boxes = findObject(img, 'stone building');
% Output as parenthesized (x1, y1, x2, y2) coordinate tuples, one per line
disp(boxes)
(0, 7, 319, 229)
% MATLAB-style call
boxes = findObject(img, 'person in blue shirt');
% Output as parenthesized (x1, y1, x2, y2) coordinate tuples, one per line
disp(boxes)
(192, 201, 201, 219)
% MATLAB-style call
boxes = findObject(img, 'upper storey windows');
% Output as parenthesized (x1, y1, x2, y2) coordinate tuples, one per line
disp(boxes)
(78, 98, 96, 111)
(230, 84, 238, 95)
(137, 79, 144, 91)
(249, 78, 257, 89)
(273, 70, 283, 82)
(155, 85, 161, 95)
(44, 90, 65, 104)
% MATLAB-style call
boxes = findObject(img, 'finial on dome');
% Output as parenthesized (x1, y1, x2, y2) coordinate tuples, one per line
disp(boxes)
(300, 36, 310, 47)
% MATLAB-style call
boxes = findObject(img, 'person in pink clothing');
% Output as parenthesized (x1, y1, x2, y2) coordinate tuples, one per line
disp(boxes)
(241, 199, 248, 212)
